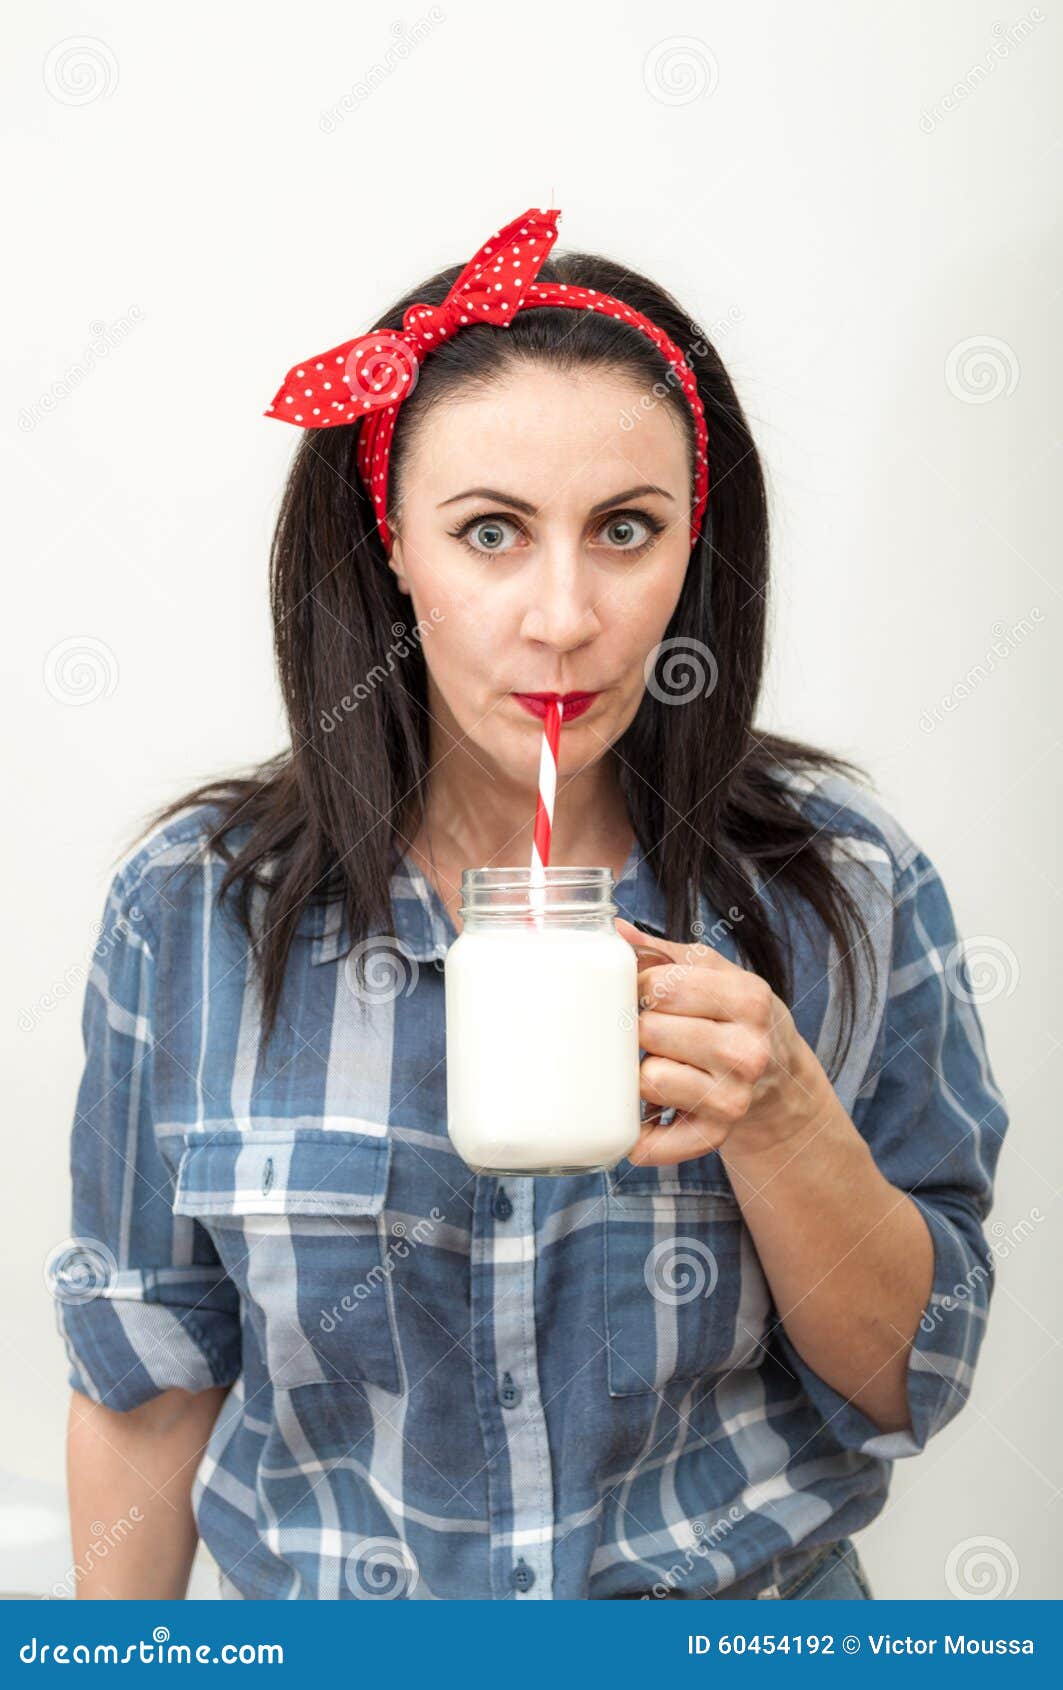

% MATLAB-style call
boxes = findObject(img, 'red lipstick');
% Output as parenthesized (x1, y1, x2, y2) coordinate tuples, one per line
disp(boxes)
(512, 691, 599, 721)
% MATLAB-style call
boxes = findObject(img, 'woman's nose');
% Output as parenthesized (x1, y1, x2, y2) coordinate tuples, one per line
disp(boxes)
(518, 547, 602, 650)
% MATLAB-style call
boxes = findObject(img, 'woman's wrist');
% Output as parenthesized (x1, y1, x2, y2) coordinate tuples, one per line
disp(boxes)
(718, 1034, 872, 1196)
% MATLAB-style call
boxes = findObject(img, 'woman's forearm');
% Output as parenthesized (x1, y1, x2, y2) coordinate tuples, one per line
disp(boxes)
(67, 1385, 230, 1598)
(719, 1043, 935, 1435)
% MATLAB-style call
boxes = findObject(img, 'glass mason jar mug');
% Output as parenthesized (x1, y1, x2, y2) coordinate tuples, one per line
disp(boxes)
(444, 866, 642, 1176)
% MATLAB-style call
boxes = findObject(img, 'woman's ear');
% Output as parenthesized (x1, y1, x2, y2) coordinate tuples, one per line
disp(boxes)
(388, 536, 411, 596)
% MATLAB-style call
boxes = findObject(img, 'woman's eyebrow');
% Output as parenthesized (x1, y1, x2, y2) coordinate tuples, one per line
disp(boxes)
(437, 483, 676, 515)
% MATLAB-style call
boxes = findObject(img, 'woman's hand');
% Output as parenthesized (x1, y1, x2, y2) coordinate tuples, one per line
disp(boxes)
(614, 917, 829, 1168)
(614, 917, 934, 1432)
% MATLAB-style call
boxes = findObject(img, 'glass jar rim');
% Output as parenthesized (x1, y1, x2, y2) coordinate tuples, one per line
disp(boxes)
(460, 865, 613, 890)
(458, 865, 617, 921)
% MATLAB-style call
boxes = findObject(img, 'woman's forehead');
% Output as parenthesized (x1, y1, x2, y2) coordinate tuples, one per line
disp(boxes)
(402, 363, 692, 501)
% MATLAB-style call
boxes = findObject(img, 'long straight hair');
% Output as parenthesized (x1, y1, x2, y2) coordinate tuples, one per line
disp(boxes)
(155, 239, 879, 1071)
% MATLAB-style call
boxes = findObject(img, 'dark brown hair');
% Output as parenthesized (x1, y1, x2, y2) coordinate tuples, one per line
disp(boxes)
(156, 239, 879, 1066)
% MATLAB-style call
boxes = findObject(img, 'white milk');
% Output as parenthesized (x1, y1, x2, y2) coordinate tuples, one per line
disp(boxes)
(444, 925, 642, 1174)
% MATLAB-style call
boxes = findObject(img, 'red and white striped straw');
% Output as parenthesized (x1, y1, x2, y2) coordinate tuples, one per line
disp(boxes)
(530, 699, 563, 917)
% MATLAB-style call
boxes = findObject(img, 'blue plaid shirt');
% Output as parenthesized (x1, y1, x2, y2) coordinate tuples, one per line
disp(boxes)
(55, 769, 1008, 1600)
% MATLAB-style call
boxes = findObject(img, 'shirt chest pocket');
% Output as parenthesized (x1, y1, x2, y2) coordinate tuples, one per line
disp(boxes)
(172, 1125, 401, 1395)
(604, 1180, 772, 1397)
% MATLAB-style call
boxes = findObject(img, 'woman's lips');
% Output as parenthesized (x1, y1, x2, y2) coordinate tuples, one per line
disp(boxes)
(512, 691, 599, 721)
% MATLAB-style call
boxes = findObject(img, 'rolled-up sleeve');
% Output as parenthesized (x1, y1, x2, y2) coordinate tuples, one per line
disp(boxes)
(54, 865, 241, 1411)
(776, 844, 1010, 1458)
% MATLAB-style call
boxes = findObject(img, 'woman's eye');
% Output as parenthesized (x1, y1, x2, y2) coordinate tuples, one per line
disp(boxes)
(450, 508, 663, 556)
(599, 512, 660, 550)
(456, 515, 522, 554)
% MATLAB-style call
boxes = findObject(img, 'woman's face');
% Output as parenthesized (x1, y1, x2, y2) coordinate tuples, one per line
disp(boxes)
(388, 361, 694, 785)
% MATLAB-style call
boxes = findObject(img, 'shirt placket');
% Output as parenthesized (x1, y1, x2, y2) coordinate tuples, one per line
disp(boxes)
(469, 1174, 554, 1598)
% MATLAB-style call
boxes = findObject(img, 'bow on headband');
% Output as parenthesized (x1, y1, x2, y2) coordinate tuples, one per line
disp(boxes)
(265, 207, 709, 553)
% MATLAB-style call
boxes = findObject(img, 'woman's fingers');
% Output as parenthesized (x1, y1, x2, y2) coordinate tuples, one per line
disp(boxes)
(628, 1115, 729, 1167)
(638, 1007, 772, 1086)
(638, 1053, 753, 1124)
(637, 960, 774, 1026)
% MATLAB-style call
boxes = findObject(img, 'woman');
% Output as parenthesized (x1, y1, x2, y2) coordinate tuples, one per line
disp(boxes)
(56, 208, 1008, 1601)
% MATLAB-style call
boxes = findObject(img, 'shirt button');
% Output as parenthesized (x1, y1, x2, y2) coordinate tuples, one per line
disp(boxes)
(510, 1558, 536, 1594)
(492, 1187, 513, 1221)
(497, 1371, 522, 1409)
(261, 1157, 275, 1195)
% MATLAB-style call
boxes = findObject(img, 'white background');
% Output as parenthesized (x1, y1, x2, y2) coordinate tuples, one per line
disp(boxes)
(3, 0, 1059, 1600)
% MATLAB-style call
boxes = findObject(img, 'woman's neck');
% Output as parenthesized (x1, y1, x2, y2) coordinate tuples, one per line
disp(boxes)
(398, 733, 636, 919)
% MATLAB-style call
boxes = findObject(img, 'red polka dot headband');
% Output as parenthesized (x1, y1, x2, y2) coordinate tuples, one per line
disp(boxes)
(264, 206, 709, 554)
